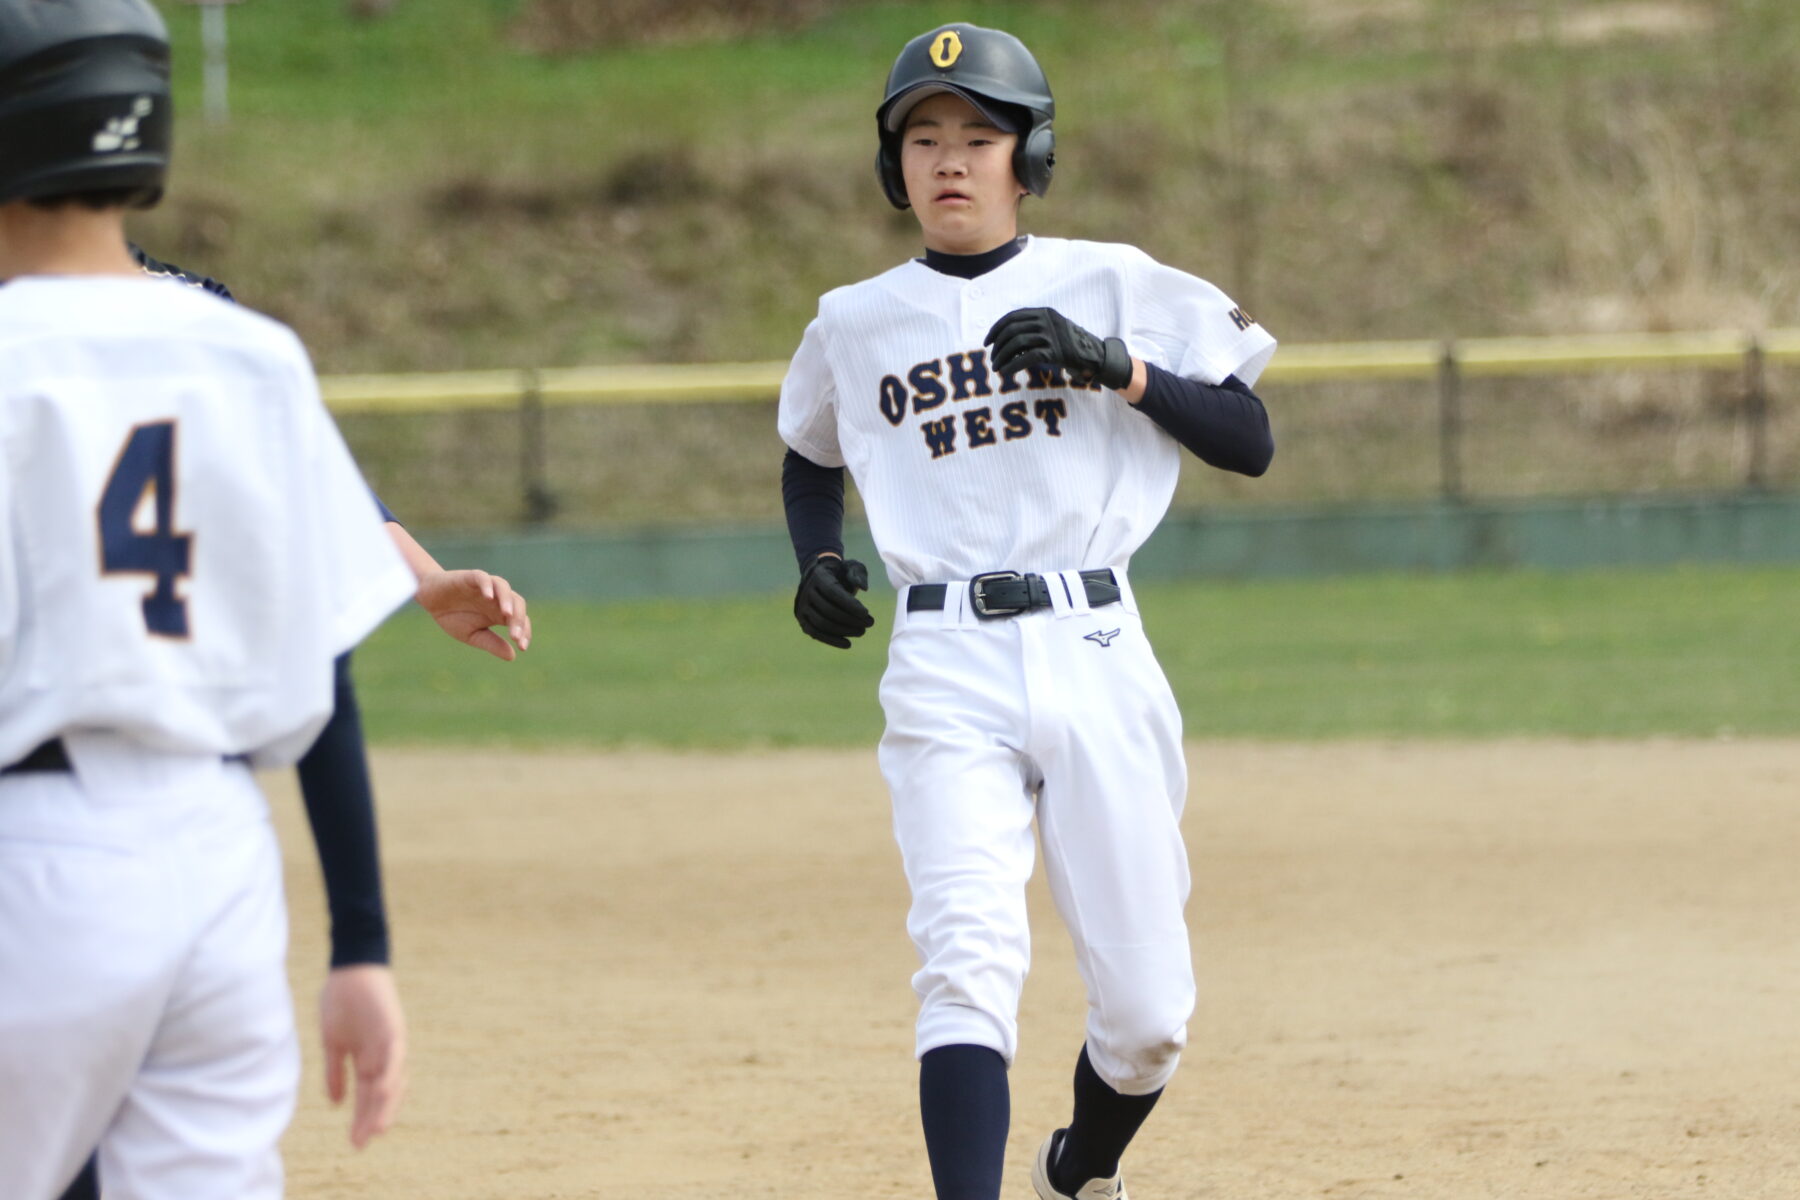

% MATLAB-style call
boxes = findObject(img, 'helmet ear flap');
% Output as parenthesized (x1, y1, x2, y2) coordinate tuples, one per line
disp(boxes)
(876, 135, 911, 210)
(1015, 122, 1055, 198)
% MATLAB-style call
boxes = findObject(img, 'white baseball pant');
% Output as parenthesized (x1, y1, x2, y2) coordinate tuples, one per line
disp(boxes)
(0, 742, 297, 1200)
(878, 569, 1195, 1096)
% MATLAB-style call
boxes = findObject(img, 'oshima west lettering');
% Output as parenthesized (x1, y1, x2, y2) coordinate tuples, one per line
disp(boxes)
(877, 346, 1102, 459)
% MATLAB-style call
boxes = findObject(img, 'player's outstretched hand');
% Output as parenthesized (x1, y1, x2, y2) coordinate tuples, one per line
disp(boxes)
(319, 965, 408, 1149)
(415, 569, 531, 660)
(985, 306, 1134, 391)
(795, 555, 875, 649)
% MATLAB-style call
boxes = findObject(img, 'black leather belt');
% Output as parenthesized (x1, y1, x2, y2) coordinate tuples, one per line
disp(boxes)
(0, 738, 72, 775)
(1, 737, 246, 776)
(907, 568, 1121, 619)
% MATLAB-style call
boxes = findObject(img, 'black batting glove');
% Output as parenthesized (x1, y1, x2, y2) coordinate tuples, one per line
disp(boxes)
(984, 306, 1135, 391)
(794, 555, 875, 649)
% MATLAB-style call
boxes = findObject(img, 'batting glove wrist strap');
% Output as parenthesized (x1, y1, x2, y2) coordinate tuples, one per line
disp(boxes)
(1096, 336, 1134, 391)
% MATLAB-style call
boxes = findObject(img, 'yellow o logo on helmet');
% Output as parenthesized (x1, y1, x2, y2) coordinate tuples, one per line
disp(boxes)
(930, 29, 963, 68)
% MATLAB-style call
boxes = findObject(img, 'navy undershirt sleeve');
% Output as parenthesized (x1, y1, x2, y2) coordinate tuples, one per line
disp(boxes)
(1132, 365, 1274, 477)
(781, 448, 847, 571)
(372, 490, 397, 524)
(296, 652, 391, 967)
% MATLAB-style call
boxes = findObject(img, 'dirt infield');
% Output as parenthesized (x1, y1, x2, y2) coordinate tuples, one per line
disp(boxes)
(266, 741, 1800, 1199)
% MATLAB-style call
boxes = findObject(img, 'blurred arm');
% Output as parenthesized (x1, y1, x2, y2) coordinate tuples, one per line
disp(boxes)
(296, 651, 389, 968)
(385, 521, 532, 658)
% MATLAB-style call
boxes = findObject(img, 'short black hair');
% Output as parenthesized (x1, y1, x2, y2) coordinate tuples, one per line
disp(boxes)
(26, 187, 151, 212)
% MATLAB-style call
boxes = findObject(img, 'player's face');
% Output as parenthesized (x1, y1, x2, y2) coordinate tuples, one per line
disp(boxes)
(900, 92, 1025, 256)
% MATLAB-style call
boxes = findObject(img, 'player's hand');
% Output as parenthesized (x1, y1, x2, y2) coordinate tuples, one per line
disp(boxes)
(414, 569, 531, 660)
(985, 307, 1133, 391)
(794, 555, 875, 649)
(319, 965, 408, 1149)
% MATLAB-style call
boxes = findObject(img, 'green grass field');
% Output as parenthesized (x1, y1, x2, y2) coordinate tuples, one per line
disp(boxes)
(352, 564, 1800, 748)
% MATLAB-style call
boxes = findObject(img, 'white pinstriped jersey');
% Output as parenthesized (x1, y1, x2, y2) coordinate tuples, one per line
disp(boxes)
(778, 236, 1276, 587)
(0, 277, 414, 769)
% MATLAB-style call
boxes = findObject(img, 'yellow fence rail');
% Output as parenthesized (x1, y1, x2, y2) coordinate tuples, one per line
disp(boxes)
(319, 328, 1800, 413)
(318, 328, 1799, 518)
(320, 361, 791, 414)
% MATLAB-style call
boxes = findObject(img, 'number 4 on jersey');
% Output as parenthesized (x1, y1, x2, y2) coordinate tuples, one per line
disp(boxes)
(97, 420, 193, 638)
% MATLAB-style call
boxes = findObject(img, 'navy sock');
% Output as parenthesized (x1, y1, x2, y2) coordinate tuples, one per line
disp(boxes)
(1052, 1045, 1163, 1192)
(919, 1043, 1010, 1200)
(58, 1154, 99, 1200)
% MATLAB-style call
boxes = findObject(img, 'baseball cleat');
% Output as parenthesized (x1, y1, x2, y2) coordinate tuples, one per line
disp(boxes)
(1031, 1129, 1128, 1200)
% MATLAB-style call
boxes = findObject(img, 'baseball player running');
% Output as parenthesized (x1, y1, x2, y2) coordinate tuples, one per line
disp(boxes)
(779, 24, 1275, 1200)
(0, 3, 417, 1197)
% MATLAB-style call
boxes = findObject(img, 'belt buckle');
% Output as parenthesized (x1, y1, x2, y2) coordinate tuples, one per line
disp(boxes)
(969, 571, 1026, 619)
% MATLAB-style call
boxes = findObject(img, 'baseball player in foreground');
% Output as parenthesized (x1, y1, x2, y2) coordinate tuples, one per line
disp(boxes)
(49, 250, 531, 1200)
(0, 2, 418, 1196)
(779, 24, 1276, 1200)
(48, 255, 530, 1200)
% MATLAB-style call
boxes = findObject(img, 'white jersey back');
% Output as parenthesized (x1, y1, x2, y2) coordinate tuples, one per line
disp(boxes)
(0, 277, 414, 768)
(779, 237, 1276, 587)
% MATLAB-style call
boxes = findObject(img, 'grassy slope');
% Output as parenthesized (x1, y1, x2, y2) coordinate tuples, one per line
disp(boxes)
(143, 1, 1136, 367)
(140, 0, 1800, 369)
(353, 565, 1800, 748)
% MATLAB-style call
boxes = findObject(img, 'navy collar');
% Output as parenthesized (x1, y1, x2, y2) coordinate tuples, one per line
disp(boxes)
(919, 236, 1025, 280)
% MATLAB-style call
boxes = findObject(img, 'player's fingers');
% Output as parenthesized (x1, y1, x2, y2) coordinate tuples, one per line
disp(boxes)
(350, 1052, 407, 1149)
(465, 627, 517, 662)
(797, 610, 857, 648)
(811, 575, 864, 609)
(837, 614, 874, 636)
(983, 307, 1043, 346)
(807, 605, 868, 638)
(992, 329, 1052, 364)
(488, 575, 514, 620)
(325, 1047, 348, 1106)
(989, 333, 1052, 377)
(989, 347, 1034, 379)
(508, 590, 531, 650)
(813, 609, 873, 639)
(809, 584, 873, 627)
(992, 357, 1032, 388)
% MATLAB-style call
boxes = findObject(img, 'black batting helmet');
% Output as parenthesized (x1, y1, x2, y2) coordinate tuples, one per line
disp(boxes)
(0, 0, 172, 208)
(875, 23, 1055, 211)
